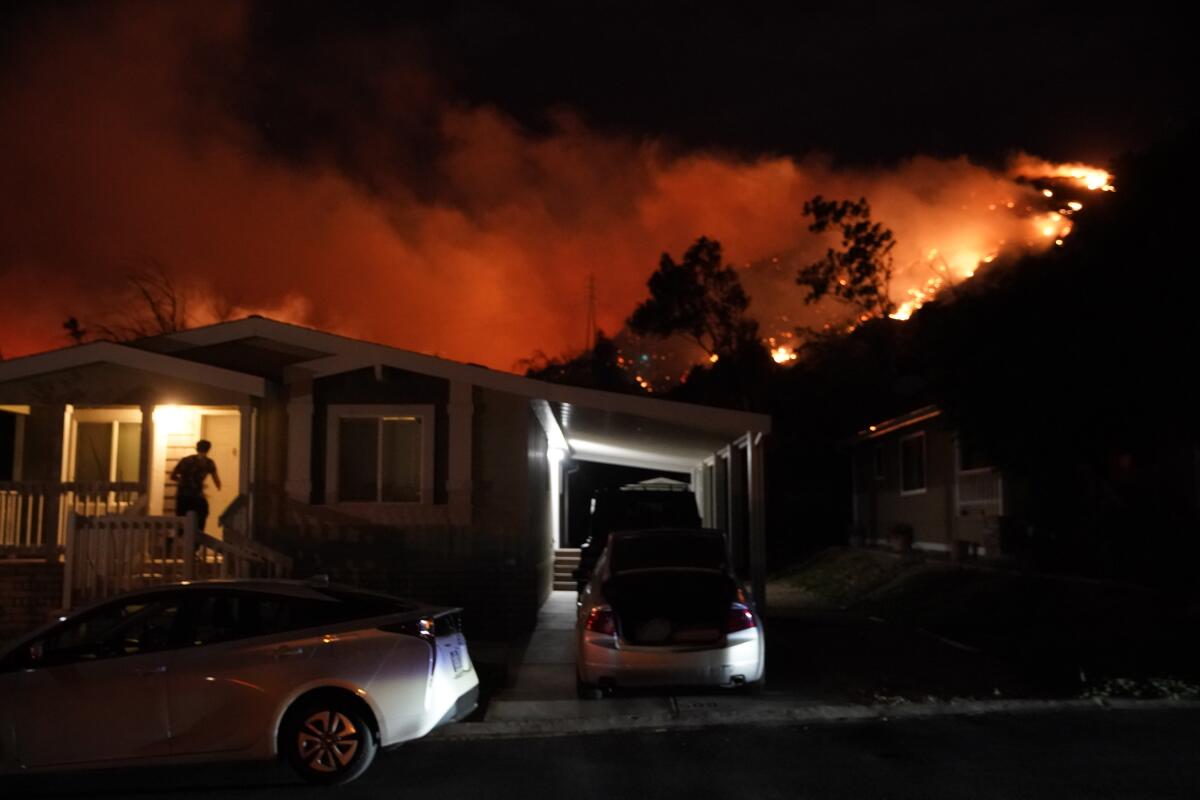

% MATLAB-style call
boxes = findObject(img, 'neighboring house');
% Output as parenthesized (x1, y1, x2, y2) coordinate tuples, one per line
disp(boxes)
(0, 317, 770, 636)
(849, 406, 1008, 557)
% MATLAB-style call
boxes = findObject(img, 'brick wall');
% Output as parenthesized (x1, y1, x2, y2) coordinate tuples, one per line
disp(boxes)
(0, 561, 63, 642)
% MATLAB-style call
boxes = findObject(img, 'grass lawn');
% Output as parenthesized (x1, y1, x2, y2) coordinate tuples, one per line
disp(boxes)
(768, 548, 1200, 699)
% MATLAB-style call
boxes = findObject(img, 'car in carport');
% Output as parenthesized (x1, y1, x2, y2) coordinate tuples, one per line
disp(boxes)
(575, 528, 764, 696)
(0, 579, 478, 785)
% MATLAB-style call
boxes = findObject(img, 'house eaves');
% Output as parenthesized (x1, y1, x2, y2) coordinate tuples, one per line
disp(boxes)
(0, 341, 267, 397)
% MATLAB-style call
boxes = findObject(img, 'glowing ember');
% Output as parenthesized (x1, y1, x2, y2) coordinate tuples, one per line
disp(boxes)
(771, 346, 797, 364)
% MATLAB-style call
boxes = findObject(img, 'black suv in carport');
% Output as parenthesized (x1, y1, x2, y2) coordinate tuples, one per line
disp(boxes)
(574, 481, 702, 591)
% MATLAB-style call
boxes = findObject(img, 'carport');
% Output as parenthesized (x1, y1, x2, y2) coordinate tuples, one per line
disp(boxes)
(531, 386, 771, 609)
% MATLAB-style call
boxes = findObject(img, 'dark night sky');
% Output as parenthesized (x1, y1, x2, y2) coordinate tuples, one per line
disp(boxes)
(234, 1, 1192, 170)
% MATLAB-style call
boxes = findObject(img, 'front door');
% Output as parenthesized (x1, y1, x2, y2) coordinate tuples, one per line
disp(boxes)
(200, 414, 240, 536)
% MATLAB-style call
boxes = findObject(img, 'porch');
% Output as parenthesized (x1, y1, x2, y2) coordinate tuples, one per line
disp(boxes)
(1, 401, 253, 552)
(0, 401, 289, 619)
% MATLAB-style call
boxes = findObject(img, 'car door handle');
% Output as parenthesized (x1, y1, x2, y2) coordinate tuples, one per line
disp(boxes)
(274, 646, 305, 658)
(135, 665, 167, 676)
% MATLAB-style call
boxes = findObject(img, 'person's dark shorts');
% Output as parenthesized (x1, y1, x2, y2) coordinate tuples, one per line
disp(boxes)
(176, 495, 210, 532)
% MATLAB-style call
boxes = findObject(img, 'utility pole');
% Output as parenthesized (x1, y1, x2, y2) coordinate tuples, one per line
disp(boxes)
(584, 273, 597, 353)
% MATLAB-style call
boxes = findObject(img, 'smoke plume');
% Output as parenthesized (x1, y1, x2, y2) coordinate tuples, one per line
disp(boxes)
(0, 2, 1109, 368)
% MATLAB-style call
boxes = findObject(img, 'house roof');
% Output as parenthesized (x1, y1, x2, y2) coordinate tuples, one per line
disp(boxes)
(2, 317, 769, 470)
(0, 340, 267, 396)
(852, 405, 942, 442)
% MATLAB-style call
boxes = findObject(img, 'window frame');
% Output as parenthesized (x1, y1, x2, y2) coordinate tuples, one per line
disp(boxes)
(899, 431, 928, 496)
(325, 404, 434, 505)
(68, 408, 143, 484)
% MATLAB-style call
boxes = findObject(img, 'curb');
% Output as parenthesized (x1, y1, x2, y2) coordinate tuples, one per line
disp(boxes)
(430, 696, 1197, 741)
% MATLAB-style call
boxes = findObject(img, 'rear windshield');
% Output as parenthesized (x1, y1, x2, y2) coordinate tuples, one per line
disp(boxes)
(610, 532, 727, 572)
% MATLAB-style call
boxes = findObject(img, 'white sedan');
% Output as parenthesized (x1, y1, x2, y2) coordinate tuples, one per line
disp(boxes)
(0, 579, 479, 785)
(576, 528, 765, 695)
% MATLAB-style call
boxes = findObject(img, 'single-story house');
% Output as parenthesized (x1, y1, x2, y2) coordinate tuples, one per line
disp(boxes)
(849, 405, 1008, 557)
(0, 317, 770, 636)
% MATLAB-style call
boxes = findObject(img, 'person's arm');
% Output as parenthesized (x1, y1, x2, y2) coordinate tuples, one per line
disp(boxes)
(210, 463, 222, 491)
(170, 459, 183, 482)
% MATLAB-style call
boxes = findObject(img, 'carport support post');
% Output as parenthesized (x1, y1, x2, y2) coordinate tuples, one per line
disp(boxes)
(748, 432, 767, 615)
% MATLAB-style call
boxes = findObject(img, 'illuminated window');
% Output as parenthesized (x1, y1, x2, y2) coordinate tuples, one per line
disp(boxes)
(327, 405, 432, 504)
(900, 432, 926, 494)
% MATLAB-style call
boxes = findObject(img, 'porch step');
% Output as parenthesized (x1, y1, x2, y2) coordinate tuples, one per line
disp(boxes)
(552, 548, 581, 591)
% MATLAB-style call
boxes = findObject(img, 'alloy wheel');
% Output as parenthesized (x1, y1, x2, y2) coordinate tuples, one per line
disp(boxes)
(296, 709, 360, 773)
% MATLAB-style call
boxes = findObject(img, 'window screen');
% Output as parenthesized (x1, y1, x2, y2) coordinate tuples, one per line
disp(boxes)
(381, 417, 421, 502)
(337, 417, 378, 501)
(74, 422, 112, 482)
(115, 422, 142, 482)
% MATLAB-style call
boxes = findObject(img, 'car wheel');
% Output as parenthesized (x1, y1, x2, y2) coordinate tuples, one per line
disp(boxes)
(282, 696, 378, 785)
(576, 673, 604, 700)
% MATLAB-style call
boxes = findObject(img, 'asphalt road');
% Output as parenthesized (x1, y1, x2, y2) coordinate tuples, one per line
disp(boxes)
(6, 708, 1199, 799)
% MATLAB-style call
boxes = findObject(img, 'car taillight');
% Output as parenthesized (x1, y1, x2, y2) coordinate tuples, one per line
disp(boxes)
(584, 605, 615, 635)
(379, 617, 435, 639)
(727, 603, 756, 632)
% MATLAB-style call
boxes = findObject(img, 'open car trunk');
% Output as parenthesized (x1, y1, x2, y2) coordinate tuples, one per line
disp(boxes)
(604, 569, 736, 646)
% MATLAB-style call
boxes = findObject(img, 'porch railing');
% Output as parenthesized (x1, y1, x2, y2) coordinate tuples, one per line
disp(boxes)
(956, 469, 1004, 515)
(0, 481, 141, 554)
(63, 511, 293, 609)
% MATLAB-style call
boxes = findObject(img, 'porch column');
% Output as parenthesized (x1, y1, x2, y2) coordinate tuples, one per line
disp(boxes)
(285, 387, 313, 504)
(728, 440, 748, 574)
(748, 431, 767, 615)
(713, 451, 729, 535)
(27, 404, 68, 552)
(138, 402, 154, 500)
(238, 403, 254, 497)
(447, 381, 474, 526)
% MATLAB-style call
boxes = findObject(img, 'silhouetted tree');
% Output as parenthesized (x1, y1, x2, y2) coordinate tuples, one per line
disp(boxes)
(797, 196, 896, 318)
(62, 316, 88, 345)
(628, 236, 759, 358)
(89, 261, 190, 341)
(520, 331, 642, 394)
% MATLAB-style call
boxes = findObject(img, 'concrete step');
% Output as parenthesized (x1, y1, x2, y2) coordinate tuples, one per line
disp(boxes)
(552, 581, 577, 591)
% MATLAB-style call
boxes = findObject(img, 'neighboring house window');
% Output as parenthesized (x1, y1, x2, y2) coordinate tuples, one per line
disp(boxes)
(900, 432, 926, 494)
(71, 412, 142, 483)
(873, 446, 885, 481)
(326, 405, 433, 504)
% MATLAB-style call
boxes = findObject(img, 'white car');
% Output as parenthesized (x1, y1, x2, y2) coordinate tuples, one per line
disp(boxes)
(576, 528, 765, 696)
(0, 579, 478, 785)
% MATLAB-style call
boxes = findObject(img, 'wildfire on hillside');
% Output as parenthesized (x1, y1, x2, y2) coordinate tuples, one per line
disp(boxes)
(883, 161, 1113, 322)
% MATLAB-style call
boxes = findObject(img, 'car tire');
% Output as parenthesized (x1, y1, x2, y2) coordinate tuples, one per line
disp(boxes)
(576, 673, 604, 700)
(281, 694, 378, 786)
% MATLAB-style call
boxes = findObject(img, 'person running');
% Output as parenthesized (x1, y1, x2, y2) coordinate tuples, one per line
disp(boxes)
(170, 439, 222, 532)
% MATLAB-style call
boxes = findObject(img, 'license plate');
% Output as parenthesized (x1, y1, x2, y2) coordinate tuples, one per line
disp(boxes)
(448, 646, 463, 673)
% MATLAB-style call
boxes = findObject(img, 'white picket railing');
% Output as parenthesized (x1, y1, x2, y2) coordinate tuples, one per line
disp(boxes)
(63, 511, 293, 609)
(0, 481, 141, 554)
(956, 469, 1004, 515)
